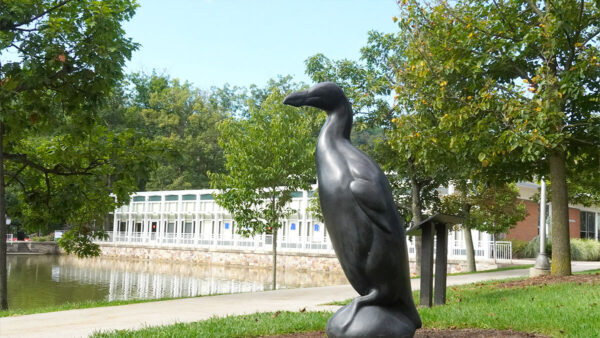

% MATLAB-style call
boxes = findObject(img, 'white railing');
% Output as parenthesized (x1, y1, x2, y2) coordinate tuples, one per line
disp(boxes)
(100, 232, 334, 254)
(5, 234, 13, 243)
(99, 232, 510, 260)
(489, 241, 512, 262)
(446, 240, 512, 262)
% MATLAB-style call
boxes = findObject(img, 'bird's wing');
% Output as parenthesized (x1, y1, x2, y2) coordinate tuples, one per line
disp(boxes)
(349, 178, 393, 234)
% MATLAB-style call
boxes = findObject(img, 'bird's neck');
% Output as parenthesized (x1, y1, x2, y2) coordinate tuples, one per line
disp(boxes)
(320, 102, 353, 142)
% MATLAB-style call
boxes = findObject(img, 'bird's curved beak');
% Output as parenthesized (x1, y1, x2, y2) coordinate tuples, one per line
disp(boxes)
(283, 90, 309, 107)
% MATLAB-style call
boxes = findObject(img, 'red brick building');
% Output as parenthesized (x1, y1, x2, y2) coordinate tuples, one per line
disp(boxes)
(505, 182, 599, 242)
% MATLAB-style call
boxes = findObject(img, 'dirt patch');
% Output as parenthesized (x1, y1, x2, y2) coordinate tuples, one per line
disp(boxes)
(491, 272, 600, 289)
(262, 328, 549, 337)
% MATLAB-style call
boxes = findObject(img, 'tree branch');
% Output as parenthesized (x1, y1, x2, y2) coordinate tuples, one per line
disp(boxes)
(5, 164, 28, 186)
(0, 0, 72, 31)
(441, 1, 522, 43)
(4, 152, 106, 176)
(527, 0, 544, 19)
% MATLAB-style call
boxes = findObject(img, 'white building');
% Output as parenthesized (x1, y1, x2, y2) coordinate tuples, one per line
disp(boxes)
(100, 189, 511, 261)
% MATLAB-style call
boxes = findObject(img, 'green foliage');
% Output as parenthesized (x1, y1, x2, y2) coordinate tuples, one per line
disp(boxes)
(438, 183, 527, 234)
(4, 123, 156, 238)
(126, 73, 229, 190)
(30, 234, 53, 242)
(0, 0, 139, 138)
(210, 84, 319, 236)
(508, 239, 529, 259)
(570, 239, 600, 261)
(0, 0, 148, 260)
(305, 34, 448, 223)
(57, 228, 107, 258)
(513, 236, 600, 260)
(306, 188, 322, 221)
(511, 236, 552, 259)
(393, 0, 600, 274)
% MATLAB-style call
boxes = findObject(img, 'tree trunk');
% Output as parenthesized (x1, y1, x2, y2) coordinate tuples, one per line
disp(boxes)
(463, 204, 476, 272)
(0, 122, 8, 310)
(549, 149, 571, 275)
(272, 227, 277, 290)
(410, 175, 423, 276)
(463, 227, 476, 272)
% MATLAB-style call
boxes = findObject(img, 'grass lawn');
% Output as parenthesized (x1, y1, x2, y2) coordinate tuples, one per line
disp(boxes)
(92, 271, 600, 338)
(0, 297, 186, 318)
(92, 311, 331, 338)
(417, 278, 599, 337)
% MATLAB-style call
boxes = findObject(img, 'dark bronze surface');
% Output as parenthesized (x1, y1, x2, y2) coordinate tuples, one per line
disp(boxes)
(284, 82, 421, 337)
(409, 213, 463, 308)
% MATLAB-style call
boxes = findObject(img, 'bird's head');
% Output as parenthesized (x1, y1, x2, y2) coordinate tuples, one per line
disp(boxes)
(283, 82, 347, 113)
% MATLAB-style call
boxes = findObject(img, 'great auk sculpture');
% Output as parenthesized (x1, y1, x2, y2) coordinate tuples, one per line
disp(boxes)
(284, 82, 421, 337)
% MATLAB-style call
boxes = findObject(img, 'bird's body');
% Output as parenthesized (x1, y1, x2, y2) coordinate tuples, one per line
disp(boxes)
(284, 82, 421, 337)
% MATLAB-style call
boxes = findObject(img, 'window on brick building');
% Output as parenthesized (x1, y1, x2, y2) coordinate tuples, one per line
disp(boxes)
(580, 211, 596, 239)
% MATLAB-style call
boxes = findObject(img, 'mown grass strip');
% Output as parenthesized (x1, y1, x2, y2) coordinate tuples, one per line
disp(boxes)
(93, 275, 600, 338)
(419, 279, 600, 337)
(0, 297, 186, 318)
(92, 311, 330, 338)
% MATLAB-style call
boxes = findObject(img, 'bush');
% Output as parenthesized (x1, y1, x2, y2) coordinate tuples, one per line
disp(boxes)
(570, 239, 600, 261)
(509, 239, 529, 258)
(31, 234, 53, 242)
(512, 236, 552, 258)
(511, 237, 600, 261)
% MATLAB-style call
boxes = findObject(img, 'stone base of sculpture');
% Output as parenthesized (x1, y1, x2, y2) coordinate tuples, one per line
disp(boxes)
(326, 299, 418, 338)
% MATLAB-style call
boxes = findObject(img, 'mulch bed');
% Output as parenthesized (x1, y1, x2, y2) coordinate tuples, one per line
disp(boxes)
(490, 272, 600, 289)
(263, 328, 549, 337)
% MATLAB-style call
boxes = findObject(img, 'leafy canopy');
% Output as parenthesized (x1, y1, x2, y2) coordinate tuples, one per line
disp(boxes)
(210, 86, 320, 236)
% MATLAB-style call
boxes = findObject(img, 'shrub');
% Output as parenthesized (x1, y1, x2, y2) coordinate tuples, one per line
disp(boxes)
(570, 239, 600, 261)
(510, 236, 552, 258)
(31, 234, 53, 242)
(511, 237, 600, 261)
(509, 239, 529, 258)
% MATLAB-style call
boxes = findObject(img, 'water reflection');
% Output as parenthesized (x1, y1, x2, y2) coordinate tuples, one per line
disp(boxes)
(7, 255, 347, 311)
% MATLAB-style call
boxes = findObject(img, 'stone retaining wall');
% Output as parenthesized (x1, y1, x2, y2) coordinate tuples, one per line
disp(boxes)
(98, 243, 502, 274)
(99, 243, 343, 272)
(6, 241, 61, 255)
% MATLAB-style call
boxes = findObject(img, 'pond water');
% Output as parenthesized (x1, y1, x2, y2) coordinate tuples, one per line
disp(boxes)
(7, 254, 347, 311)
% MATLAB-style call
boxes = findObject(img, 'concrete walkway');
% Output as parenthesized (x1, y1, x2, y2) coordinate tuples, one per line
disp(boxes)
(1, 261, 598, 338)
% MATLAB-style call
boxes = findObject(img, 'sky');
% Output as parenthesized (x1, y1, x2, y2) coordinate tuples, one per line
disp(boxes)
(123, 0, 400, 89)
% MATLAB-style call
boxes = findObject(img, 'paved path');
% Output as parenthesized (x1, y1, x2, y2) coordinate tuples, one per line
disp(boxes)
(1, 261, 598, 338)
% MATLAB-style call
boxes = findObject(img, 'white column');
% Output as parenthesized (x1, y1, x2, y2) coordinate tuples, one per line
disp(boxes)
(112, 210, 118, 242)
(482, 230, 490, 259)
(595, 212, 598, 241)
(127, 210, 133, 240)
(195, 212, 201, 244)
(176, 214, 182, 244)
(539, 179, 547, 251)
(303, 190, 309, 244)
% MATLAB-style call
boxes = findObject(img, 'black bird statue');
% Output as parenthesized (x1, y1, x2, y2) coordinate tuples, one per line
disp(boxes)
(284, 82, 421, 337)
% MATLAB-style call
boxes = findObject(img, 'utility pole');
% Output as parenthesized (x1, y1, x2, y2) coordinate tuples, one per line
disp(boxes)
(531, 178, 550, 276)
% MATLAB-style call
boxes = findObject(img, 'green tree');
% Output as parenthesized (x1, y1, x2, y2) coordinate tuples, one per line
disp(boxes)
(438, 182, 527, 271)
(305, 31, 451, 275)
(128, 73, 227, 190)
(395, 0, 600, 275)
(210, 86, 318, 290)
(0, 0, 138, 309)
